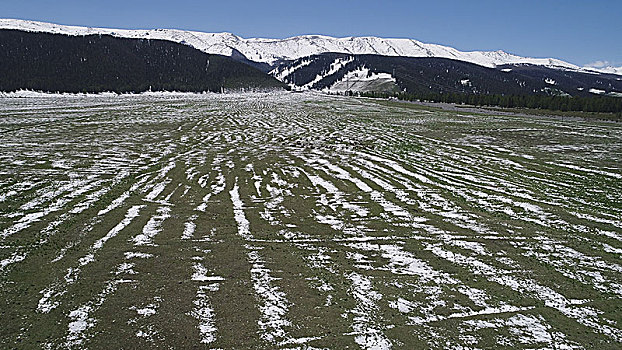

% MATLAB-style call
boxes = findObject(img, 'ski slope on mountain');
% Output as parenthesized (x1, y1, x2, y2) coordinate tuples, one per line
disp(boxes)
(328, 67, 397, 93)
(0, 18, 592, 72)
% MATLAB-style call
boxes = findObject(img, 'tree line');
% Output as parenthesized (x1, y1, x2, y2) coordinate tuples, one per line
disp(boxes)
(360, 91, 622, 114)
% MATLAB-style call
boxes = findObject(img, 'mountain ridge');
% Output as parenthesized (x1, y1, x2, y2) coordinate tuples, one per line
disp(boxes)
(2, 18, 616, 75)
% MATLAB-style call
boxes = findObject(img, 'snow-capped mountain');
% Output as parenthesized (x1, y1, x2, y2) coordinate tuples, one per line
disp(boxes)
(0, 18, 591, 72)
(590, 66, 622, 75)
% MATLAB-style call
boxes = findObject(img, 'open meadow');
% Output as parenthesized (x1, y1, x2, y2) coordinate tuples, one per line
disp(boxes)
(1, 92, 621, 349)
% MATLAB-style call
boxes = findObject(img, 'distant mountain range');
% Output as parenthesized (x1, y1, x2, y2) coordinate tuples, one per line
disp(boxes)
(0, 19, 621, 96)
(3, 19, 619, 73)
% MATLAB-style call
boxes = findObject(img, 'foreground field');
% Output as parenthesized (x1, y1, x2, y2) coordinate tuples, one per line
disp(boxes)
(0, 92, 621, 349)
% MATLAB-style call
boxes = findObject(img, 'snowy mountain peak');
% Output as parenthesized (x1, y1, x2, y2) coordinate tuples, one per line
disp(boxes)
(0, 18, 607, 75)
(585, 66, 622, 76)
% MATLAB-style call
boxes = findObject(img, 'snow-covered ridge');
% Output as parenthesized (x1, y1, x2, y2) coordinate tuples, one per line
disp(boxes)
(591, 66, 622, 76)
(0, 18, 604, 74)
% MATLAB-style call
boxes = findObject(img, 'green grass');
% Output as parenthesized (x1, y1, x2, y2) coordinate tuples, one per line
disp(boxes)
(0, 92, 620, 349)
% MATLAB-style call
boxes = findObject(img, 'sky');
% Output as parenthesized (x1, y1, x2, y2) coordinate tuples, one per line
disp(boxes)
(1, 0, 620, 67)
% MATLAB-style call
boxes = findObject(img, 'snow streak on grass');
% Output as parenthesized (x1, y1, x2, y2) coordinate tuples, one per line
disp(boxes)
(230, 178, 292, 343)
(0, 92, 620, 349)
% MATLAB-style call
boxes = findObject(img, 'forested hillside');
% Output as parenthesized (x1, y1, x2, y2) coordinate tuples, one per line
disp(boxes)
(273, 53, 622, 97)
(0, 30, 285, 93)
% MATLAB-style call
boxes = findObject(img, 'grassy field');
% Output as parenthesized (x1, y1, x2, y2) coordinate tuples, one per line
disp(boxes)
(0, 92, 621, 349)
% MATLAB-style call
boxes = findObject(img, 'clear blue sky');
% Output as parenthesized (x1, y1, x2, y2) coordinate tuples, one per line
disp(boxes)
(2, 0, 620, 67)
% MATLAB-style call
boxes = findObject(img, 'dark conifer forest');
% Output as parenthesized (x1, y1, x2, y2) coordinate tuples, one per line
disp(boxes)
(274, 53, 622, 114)
(360, 90, 622, 114)
(0, 30, 285, 93)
